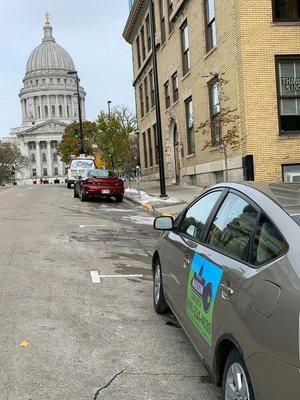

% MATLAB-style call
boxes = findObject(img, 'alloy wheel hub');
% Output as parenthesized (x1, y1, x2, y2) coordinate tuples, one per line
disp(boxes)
(225, 362, 250, 400)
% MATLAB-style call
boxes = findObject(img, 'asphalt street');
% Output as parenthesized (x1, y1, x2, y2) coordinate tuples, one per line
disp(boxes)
(0, 185, 220, 400)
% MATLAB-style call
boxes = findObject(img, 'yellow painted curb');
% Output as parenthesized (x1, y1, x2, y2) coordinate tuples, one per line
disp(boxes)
(140, 203, 153, 211)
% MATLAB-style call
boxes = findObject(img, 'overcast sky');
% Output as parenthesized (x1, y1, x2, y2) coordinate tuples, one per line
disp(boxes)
(0, 0, 134, 138)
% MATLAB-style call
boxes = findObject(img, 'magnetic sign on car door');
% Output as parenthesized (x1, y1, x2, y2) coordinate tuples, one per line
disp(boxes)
(186, 253, 223, 346)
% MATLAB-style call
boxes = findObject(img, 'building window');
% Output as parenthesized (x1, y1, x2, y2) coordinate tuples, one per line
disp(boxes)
(146, 15, 152, 51)
(153, 124, 158, 165)
(44, 105, 49, 118)
(147, 128, 153, 166)
(42, 153, 47, 163)
(67, 105, 70, 118)
(51, 141, 58, 149)
(185, 96, 195, 154)
(164, 80, 171, 109)
(42, 79, 45, 84)
(28, 141, 36, 150)
(31, 154, 36, 163)
(51, 105, 55, 118)
(172, 71, 179, 102)
(282, 164, 300, 182)
(53, 153, 58, 162)
(209, 79, 221, 144)
(43, 168, 48, 177)
(167, 0, 174, 34)
(35, 79, 39, 85)
(144, 77, 150, 113)
(40, 141, 47, 150)
(50, 78, 53, 84)
(57, 78, 60, 83)
(149, 70, 155, 108)
(136, 36, 141, 69)
(273, 0, 300, 21)
(204, 0, 217, 52)
(37, 106, 41, 119)
(64, 78, 67, 84)
(159, 0, 166, 45)
(142, 132, 148, 168)
(139, 84, 145, 118)
(32, 169, 37, 177)
(141, 26, 146, 60)
(59, 105, 63, 117)
(277, 57, 300, 134)
(180, 21, 190, 75)
(54, 167, 59, 176)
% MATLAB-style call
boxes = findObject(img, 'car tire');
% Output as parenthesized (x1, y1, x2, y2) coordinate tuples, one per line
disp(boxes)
(80, 190, 87, 202)
(74, 187, 79, 198)
(222, 349, 255, 400)
(116, 196, 123, 203)
(67, 182, 71, 189)
(153, 259, 168, 314)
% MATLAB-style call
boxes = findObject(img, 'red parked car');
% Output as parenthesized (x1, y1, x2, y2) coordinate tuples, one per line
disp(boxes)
(74, 169, 124, 202)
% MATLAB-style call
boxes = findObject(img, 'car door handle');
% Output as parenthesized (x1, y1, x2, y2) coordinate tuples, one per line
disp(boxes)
(220, 284, 234, 300)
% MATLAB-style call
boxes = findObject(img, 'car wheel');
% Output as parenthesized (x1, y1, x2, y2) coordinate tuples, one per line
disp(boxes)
(80, 189, 87, 202)
(222, 349, 255, 400)
(67, 182, 71, 189)
(74, 187, 79, 198)
(116, 195, 123, 203)
(153, 259, 168, 314)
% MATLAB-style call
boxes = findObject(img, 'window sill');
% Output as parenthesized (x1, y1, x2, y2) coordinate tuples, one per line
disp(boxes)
(204, 46, 217, 59)
(271, 21, 300, 26)
(278, 132, 300, 139)
(186, 153, 195, 158)
(181, 71, 191, 82)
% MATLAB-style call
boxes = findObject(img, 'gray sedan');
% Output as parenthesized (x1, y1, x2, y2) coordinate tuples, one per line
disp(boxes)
(153, 182, 300, 400)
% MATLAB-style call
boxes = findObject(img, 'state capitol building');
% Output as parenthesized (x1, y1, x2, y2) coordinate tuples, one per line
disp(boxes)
(6, 14, 86, 184)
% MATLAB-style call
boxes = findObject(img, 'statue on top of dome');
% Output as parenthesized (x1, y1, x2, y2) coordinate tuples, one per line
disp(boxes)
(45, 12, 50, 25)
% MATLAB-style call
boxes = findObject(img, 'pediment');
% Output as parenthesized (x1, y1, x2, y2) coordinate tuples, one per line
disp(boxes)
(20, 120, 68, 136)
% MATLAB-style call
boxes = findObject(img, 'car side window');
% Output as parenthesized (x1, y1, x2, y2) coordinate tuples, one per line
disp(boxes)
(251, 214, 288, 266)
(206, 192, 258, 261)
(179, 191, 222, 240)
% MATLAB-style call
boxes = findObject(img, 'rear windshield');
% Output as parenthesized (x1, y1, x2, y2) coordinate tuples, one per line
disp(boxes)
(89, 169, 116, 178)
(71, 159, 94, 168)
(292, 215, 300, 226)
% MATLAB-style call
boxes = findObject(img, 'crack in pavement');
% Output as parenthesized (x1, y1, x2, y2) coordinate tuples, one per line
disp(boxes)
(94, 369, 126, 399)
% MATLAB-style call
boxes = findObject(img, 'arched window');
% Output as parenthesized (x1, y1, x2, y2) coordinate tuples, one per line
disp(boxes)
(52, 105, 55, 117)
(51, 141, 58, 149)
(31, 154, 36, 163)
(44, 105, 48, 118)
(53, 153, 58, 162)
(28, 141, 36, 150)
(59, 105, 63, 117)
(42, 153, 47, 163)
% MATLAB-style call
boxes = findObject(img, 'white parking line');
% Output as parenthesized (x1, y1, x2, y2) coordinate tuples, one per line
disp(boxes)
(90, 271, 143, 283)
(79, 224, 107, 228)
(90, 271, 101, 283)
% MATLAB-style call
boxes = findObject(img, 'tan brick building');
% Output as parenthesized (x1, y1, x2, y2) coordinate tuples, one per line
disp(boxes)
(123, 0, 300, 185)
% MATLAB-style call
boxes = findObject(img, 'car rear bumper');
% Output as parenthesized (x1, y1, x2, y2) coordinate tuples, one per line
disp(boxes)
(84, 186, 124, 196)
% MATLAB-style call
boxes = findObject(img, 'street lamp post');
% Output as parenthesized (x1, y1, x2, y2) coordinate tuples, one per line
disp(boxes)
(148, 0, 167, 198)
(68, 70, 84, 155)
(107, 100, 112, 118)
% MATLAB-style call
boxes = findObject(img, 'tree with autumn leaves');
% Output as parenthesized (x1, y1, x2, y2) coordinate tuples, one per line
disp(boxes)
(58, 107, 138, 171)
(197, 73, 243, 181)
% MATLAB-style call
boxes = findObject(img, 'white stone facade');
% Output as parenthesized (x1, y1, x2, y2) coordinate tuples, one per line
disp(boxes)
(5, 15, 86, 184)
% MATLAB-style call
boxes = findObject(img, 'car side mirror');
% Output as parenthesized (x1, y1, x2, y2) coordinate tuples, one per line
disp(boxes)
(154, 216, 174, 231)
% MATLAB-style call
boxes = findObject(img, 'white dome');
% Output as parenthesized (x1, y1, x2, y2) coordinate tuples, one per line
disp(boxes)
(25, 21, 75, 76)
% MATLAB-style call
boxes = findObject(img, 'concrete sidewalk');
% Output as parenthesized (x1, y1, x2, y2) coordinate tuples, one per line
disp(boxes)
(124, 180, 206, 215)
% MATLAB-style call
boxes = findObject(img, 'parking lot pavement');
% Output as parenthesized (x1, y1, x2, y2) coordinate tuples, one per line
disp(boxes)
(0, 185, 220, 399)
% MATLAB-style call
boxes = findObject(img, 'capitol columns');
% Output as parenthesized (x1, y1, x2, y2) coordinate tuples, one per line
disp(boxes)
(35, 141, 42, 177)
(47, 141, 53, 176)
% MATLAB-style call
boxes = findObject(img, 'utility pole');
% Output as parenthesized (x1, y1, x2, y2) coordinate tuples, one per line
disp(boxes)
(148, 0, 167, 197)
(107, 100, 112, 118)
(68, 71, 85, 155)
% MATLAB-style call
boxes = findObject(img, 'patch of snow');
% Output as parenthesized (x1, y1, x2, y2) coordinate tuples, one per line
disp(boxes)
(122, 215, 155, 226)
(125, 188, 180, 205)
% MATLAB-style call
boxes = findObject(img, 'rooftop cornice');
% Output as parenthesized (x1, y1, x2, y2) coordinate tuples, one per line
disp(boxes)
(123, 0, 147, 43)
